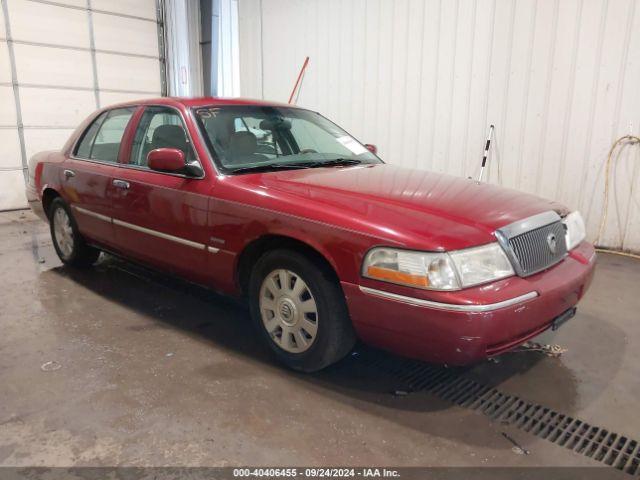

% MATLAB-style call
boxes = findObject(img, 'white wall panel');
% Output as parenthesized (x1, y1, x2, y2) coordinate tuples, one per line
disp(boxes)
(9, 0, 89, 47)
(0, 0, 163, 211)
(96, 53, 161, 92)
(53, 0, 87, 7)
(20, 88, 95, 127)
(13, 44, 94, 87)
(0, 129, 22, 169)
(0, 170, 27, 210)
(92, 13, 160, 56)
(0, 41, 11, 83)
(239, 0, 640, 252)
(91, 0, 157, 20)
(100, 91, 159, 107)
(0, 6, 5, 39)
(0, 86, 17, 125)
(23, 128, 75, 160)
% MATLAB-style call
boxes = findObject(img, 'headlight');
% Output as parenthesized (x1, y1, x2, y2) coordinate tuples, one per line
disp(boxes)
(362, 243, 514, 291)
(362, 248, 458, 290)
(562, 211, 586, 250)
(448, 243, 515, 288)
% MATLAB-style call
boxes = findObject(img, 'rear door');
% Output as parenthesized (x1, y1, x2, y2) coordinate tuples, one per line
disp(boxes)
(110, 106, 213, 284)
(62, 107, 135, 248)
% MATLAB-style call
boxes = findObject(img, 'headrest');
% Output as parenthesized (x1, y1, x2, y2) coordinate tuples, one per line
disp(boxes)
(229, 131, 258, 156)
(152, 124, 187, 151)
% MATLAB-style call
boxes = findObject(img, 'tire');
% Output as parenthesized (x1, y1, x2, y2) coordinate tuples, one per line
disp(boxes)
(249, 249, 356, 372)
(49, 198, 100, 267)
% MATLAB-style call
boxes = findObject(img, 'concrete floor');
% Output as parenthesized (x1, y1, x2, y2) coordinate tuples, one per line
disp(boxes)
(1, 210, 638, 474)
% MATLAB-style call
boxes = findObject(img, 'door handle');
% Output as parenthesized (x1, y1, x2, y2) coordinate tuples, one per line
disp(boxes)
(63, 169, 76, 179)
(112, 179, 130, 189)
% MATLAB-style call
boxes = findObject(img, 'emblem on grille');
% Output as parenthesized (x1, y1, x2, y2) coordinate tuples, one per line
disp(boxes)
(546, 232, 558, 254)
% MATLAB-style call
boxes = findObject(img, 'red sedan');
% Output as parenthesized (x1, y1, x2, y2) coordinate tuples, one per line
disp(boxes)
(26, 97, 596, 372)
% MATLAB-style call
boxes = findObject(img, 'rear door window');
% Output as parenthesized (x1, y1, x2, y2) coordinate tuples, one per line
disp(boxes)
(75, 108, 134, 163)
(75, 112, 107, 159)
(90, 108, 135, 163)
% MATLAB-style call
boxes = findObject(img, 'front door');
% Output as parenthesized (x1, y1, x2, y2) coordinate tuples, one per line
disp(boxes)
(110, 106, 213, 285)
(61, 107, 135, 249)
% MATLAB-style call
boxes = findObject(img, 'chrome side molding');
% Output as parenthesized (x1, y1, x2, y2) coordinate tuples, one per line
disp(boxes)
(71, 205, 219, 253)
(359, 286, 538, 312)
(74, 206, 111, 223)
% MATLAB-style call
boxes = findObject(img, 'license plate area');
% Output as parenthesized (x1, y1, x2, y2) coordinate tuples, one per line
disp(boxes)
(552, 307, 577, 331)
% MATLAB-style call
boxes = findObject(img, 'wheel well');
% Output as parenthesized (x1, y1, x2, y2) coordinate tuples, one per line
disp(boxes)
(42, 188, 61, 219)
(236, 235, 340, 296)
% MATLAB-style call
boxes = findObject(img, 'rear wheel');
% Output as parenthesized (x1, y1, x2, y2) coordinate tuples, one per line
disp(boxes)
(249, 249, 356, 372)
(49, 198, 100, 267)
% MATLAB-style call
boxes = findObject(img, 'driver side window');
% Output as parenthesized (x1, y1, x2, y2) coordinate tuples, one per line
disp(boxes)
(130, 107, 196, 168)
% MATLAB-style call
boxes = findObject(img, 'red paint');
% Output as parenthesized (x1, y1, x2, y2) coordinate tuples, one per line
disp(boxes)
(26, 97, 596, 365)
(147, 148, 186, 172)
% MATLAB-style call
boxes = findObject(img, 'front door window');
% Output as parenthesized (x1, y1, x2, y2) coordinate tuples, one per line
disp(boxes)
(130, 107, 196, 168)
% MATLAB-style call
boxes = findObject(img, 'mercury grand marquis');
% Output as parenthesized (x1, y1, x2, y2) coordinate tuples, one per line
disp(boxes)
(26, 97, 596, 371)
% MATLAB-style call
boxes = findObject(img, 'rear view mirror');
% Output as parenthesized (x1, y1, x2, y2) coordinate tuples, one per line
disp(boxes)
(364, 144, 377, 155)
(147, 148, 185, 173)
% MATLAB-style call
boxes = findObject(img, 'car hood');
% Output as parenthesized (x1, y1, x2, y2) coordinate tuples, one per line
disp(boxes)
(230, 164, 568, 250)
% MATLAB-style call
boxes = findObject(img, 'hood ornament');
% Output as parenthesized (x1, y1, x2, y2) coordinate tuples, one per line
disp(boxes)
(547, 232, 558, 254)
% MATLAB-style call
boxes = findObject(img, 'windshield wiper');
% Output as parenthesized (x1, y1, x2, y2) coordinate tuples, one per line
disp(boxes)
(302, 158, 363, 168)
(229, 158, 363, 174)
(229, 163, 314, 174)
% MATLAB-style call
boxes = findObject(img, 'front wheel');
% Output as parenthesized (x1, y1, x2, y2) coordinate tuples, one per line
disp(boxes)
(249, 249, 356, 372)
(49, 198, 100, 267)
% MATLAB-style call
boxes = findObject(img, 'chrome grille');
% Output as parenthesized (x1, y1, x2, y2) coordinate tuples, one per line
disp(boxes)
(508, 222, 567, 275)
(496, 211, 568, 277)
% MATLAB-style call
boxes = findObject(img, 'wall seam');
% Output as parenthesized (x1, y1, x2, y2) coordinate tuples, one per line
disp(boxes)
(533, 0, 560, 194)
(614, 0, 637, 249)
(460, 0, 477, 177)
(443, 0, 460, 176)
(480, 0, 496, 180)
(259, 0, 264, 98)
(426, 0, 443, 171)
(1, 0, 28, 180)
(576, 0, 609, 219)
(21, 0, 159, 23)
(515, 0, 538, 190)
(86, 0, 100, 108)
(555, 0, 584, 202)
(496, 0, 517, 185)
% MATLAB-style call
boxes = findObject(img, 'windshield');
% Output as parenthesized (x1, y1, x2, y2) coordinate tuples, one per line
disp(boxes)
(192, 105, 382, 174)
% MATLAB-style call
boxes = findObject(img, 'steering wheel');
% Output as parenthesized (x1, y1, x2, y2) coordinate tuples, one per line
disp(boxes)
(300, 148, 317, 154)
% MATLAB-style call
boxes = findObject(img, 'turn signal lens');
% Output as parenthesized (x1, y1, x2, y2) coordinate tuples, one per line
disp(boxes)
(365, 266, 430, 288)
(362, 248, 459, 290)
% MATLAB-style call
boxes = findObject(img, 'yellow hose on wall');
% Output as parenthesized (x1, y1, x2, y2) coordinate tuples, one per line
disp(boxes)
(595, 135, 640, 260)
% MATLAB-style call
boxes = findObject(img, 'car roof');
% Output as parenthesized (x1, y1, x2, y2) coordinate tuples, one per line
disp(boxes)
(105, 96, 297, 110)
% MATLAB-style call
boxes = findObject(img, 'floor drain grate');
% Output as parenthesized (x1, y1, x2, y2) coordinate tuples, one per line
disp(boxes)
(355, 352, 640, 476)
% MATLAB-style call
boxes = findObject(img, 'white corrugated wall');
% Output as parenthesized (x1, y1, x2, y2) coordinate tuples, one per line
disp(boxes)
(238, 0, 640, 252)
(0, 0, 164, 211)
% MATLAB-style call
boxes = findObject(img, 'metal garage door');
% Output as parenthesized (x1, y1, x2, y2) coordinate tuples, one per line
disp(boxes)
(0, 0, 165, 211)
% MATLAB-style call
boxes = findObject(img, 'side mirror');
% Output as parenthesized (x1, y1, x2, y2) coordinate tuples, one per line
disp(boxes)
(364, 144, 378, 155)
(147, 148, 185, 173)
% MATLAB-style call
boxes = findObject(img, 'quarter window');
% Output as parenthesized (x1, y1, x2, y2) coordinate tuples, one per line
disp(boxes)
(90, 108, 135, 163)
(75, 108, 134, 163)
(75, 112, 107, 159)
(130, 107, 196, 168)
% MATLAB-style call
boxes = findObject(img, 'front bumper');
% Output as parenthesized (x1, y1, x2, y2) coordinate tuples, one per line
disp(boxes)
(342, 242, 596, 365)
